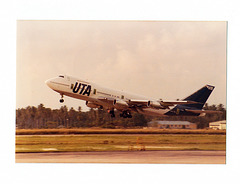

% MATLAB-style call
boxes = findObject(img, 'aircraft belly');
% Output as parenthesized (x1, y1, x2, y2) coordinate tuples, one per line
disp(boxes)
(99, 101, 115, 109)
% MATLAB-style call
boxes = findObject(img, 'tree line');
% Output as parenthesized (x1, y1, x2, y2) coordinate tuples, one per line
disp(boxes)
(16, 103, 226, 129)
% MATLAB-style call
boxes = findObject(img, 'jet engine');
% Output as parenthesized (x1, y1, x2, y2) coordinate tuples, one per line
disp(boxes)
(86, 101, 102, 109)
(148, 101, 165, 109)
(113, 100, 128, 109)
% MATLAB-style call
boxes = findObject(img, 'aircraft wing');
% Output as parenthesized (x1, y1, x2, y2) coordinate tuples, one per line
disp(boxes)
(98, 97, 115, 102)
(98, 98, 201, 111)
(128, 99, 199, 109)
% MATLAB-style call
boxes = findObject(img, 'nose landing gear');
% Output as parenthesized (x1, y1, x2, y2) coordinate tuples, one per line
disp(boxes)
(59, 94, 64, 103)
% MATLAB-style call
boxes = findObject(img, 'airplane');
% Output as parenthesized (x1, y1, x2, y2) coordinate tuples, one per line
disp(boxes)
(45, 75, 220, 118)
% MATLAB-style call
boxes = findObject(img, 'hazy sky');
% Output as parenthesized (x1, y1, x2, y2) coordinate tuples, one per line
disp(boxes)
(16, 21, 226, 111)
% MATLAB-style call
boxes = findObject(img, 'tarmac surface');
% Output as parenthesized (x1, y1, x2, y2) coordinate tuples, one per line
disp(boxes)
(15, 150, 226, 164)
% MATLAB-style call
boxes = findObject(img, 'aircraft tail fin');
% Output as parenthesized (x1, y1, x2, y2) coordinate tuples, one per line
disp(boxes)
(182, 85, 215, 109)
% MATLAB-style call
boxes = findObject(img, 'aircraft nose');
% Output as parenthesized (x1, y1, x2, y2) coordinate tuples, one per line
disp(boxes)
(45, 79, 52, 88)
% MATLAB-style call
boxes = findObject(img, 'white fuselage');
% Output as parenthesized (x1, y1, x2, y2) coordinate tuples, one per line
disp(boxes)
(45, 75, 171, 116)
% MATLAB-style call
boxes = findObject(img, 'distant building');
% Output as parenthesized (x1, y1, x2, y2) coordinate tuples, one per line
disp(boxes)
(148, 121, 197, 129)
(209, 120, 226, 130)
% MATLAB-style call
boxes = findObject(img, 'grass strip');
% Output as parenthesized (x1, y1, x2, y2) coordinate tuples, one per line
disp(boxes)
(16, 134, 226, 152)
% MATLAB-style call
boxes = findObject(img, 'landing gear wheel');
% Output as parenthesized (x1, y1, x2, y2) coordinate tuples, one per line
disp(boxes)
(60, 94, 64, 103)
(111, 114, 115, 118)
(108, 109, 115, 118)
(120, 111, 132, 118)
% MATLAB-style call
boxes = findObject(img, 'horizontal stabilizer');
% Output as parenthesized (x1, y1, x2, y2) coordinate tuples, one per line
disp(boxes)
(185, 109, 223, 114)
(160, 100, 199, 107)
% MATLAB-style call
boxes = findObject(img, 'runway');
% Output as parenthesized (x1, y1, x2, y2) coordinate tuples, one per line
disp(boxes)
(15, 150, 226, 164)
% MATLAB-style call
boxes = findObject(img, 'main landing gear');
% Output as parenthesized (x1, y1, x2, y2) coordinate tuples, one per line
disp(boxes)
(108, 109, 132, 118)
(108, 109, 115, 118)
(120, 110, 132, 118)
(59, 94, 64, 103)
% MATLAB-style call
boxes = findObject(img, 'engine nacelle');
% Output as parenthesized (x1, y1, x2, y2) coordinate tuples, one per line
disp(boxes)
(113, 100, 128, 109)
(199, 113, 206, 117)
(148, 101, 165, 109)
(86, 101, 101, 109)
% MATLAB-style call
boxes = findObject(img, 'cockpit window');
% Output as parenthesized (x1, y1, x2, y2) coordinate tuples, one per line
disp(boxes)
(59, 75, 64, 78)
